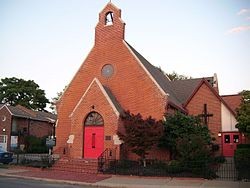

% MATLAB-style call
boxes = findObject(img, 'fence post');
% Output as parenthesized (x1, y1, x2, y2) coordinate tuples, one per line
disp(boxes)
(16, 153, 19, 165)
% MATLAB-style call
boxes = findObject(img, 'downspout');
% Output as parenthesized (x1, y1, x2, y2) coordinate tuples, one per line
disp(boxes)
(27, 118, 31, 136)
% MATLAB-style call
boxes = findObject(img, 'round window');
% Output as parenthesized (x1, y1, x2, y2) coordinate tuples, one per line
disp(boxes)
(1, 115, 6, 122)
(101, 64, 114, 78)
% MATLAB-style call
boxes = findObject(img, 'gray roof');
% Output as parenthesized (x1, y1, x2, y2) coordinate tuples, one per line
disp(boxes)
(0, 104, 56, 123)
(125, 42, 216, 111)
(126, 42, 185, 111)
(8, 105, 33, 119)
(170, 77, 214, 104)
(103, 86, 124, 114)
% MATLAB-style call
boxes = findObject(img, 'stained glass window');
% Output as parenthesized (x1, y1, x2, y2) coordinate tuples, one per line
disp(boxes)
(84, 112, 104, 126)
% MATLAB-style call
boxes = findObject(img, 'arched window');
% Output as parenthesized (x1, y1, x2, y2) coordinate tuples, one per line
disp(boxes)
(105, 12, 114, 25)
(84, 112, 104, 126)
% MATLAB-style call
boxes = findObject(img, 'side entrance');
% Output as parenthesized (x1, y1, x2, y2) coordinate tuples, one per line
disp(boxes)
(222, 132, 241, 157)
(83, 112, 104, 159)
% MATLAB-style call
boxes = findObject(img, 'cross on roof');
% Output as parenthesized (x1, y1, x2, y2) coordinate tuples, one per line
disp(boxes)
(199, 104, 213, 126)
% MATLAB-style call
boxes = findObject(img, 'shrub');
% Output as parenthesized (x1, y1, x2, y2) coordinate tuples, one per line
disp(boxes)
(237, 144, 250, 149)
(211, 144, 220, 152)
(167, 160, 183, 173)
(234, 148, 250, 180)
(24, 136, 48, 153)
(212, 156, 226, 163)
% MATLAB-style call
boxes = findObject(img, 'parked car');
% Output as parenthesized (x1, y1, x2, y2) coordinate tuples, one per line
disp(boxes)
(0, 149, 13, 164)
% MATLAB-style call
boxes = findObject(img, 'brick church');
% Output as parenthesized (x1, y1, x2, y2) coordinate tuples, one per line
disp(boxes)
(54, 2, 244, 161)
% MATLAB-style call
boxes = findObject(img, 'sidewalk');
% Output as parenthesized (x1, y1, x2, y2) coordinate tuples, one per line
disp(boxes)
(0, 166, 249, 188)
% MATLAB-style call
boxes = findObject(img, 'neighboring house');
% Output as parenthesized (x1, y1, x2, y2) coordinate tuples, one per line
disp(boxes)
(54, 2, 243, 160)
(0, 104, 56, 152)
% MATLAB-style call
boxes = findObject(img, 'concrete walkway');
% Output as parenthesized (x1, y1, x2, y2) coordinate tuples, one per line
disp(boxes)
(0, 166, 249, 188)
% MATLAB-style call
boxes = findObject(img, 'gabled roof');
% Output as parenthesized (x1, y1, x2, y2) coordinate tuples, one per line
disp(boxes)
(170, 77, 214, 104)
(125, 42, 186, 112)
(124, 42, 231, 117)
(183, 79, 236, 116)
(221, 94, 242, 113)
(0, 104, 56, 123)
(70, 78, 122, 117)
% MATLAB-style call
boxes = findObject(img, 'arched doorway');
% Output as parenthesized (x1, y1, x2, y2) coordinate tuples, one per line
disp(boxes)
(83, 112, 104, 159)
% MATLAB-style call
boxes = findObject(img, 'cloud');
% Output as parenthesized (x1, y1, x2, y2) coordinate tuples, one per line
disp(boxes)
(227, 25, 250, 34)
(247, 17, 250, 20)
(237, 9, 250, 15)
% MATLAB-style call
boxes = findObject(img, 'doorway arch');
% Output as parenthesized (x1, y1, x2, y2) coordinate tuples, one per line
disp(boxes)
(83, 112, 104, 159)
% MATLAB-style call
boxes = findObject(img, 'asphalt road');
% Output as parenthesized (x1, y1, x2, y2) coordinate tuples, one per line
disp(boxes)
(0, 176, 94, 188)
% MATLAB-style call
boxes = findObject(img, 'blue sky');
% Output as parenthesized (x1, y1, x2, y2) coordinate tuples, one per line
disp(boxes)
(0, 0, 250, 102)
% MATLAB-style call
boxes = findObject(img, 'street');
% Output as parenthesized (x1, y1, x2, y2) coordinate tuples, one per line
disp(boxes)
(0, 176, 94, 188)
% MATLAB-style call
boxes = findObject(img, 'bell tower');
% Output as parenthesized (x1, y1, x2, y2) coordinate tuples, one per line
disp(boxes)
(95, 2, 125, 45)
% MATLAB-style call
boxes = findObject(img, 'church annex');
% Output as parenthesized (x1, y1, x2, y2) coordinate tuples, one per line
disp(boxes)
(54, 2, 243, 161)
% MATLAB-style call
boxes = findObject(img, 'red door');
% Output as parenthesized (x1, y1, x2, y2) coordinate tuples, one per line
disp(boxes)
(84, 126, 104, 159)
(222, 132, 241, 157)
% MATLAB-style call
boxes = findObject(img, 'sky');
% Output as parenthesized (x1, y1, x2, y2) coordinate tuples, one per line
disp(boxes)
(1, 0, 250, 104)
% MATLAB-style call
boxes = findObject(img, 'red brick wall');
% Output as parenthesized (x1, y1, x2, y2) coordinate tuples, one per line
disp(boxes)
(185, 83, 222, 155)
(29, 120, 53, 138)
(69, 80, 119, 158)
(55, 3, 167, 158)
(0, 106, 12, 150)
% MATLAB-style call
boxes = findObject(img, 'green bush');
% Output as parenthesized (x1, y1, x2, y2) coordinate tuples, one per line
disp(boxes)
(166, 160, 183, 173)
(234, 148, 250, 180)
(24, 136, 48, 153)
(237, 144, 250, 149)
(212, 156, 226, 163)
(234, 148, 250, 164)
(211, 144, 220, 152)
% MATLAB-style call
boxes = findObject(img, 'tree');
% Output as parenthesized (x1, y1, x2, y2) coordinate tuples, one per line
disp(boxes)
(166, 71, 191, 81)
(50, 85, 67, 114)
(117, 111, 163, 167)
(158, 112, 213, 161)
(155, 67, 191, 81)
(236, 90, 250, 137)
(0, 77, 49, 111)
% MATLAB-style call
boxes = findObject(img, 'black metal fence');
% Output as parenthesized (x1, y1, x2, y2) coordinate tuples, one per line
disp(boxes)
(11, 153, 55, 168)
(100, 159, 250, 181)
(6, 153, 250, 181)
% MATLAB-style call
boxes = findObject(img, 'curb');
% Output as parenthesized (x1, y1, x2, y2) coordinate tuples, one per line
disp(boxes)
(0, 173, 110, 188)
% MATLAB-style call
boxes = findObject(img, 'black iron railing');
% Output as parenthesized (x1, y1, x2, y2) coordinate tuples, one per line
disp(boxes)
(101, 158, 250, 181)
(98, 148, 116, 172)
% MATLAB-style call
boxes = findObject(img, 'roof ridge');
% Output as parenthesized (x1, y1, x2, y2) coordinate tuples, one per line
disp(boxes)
(171, 77, 213, 82)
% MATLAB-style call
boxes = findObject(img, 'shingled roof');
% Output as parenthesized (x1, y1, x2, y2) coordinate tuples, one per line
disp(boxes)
(221, 94, 242, 113)
(126, 42, 186, 112)
(125, 42, 223, 113)
(0, 104, 56, 123)
(170, 77, 214, 104)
